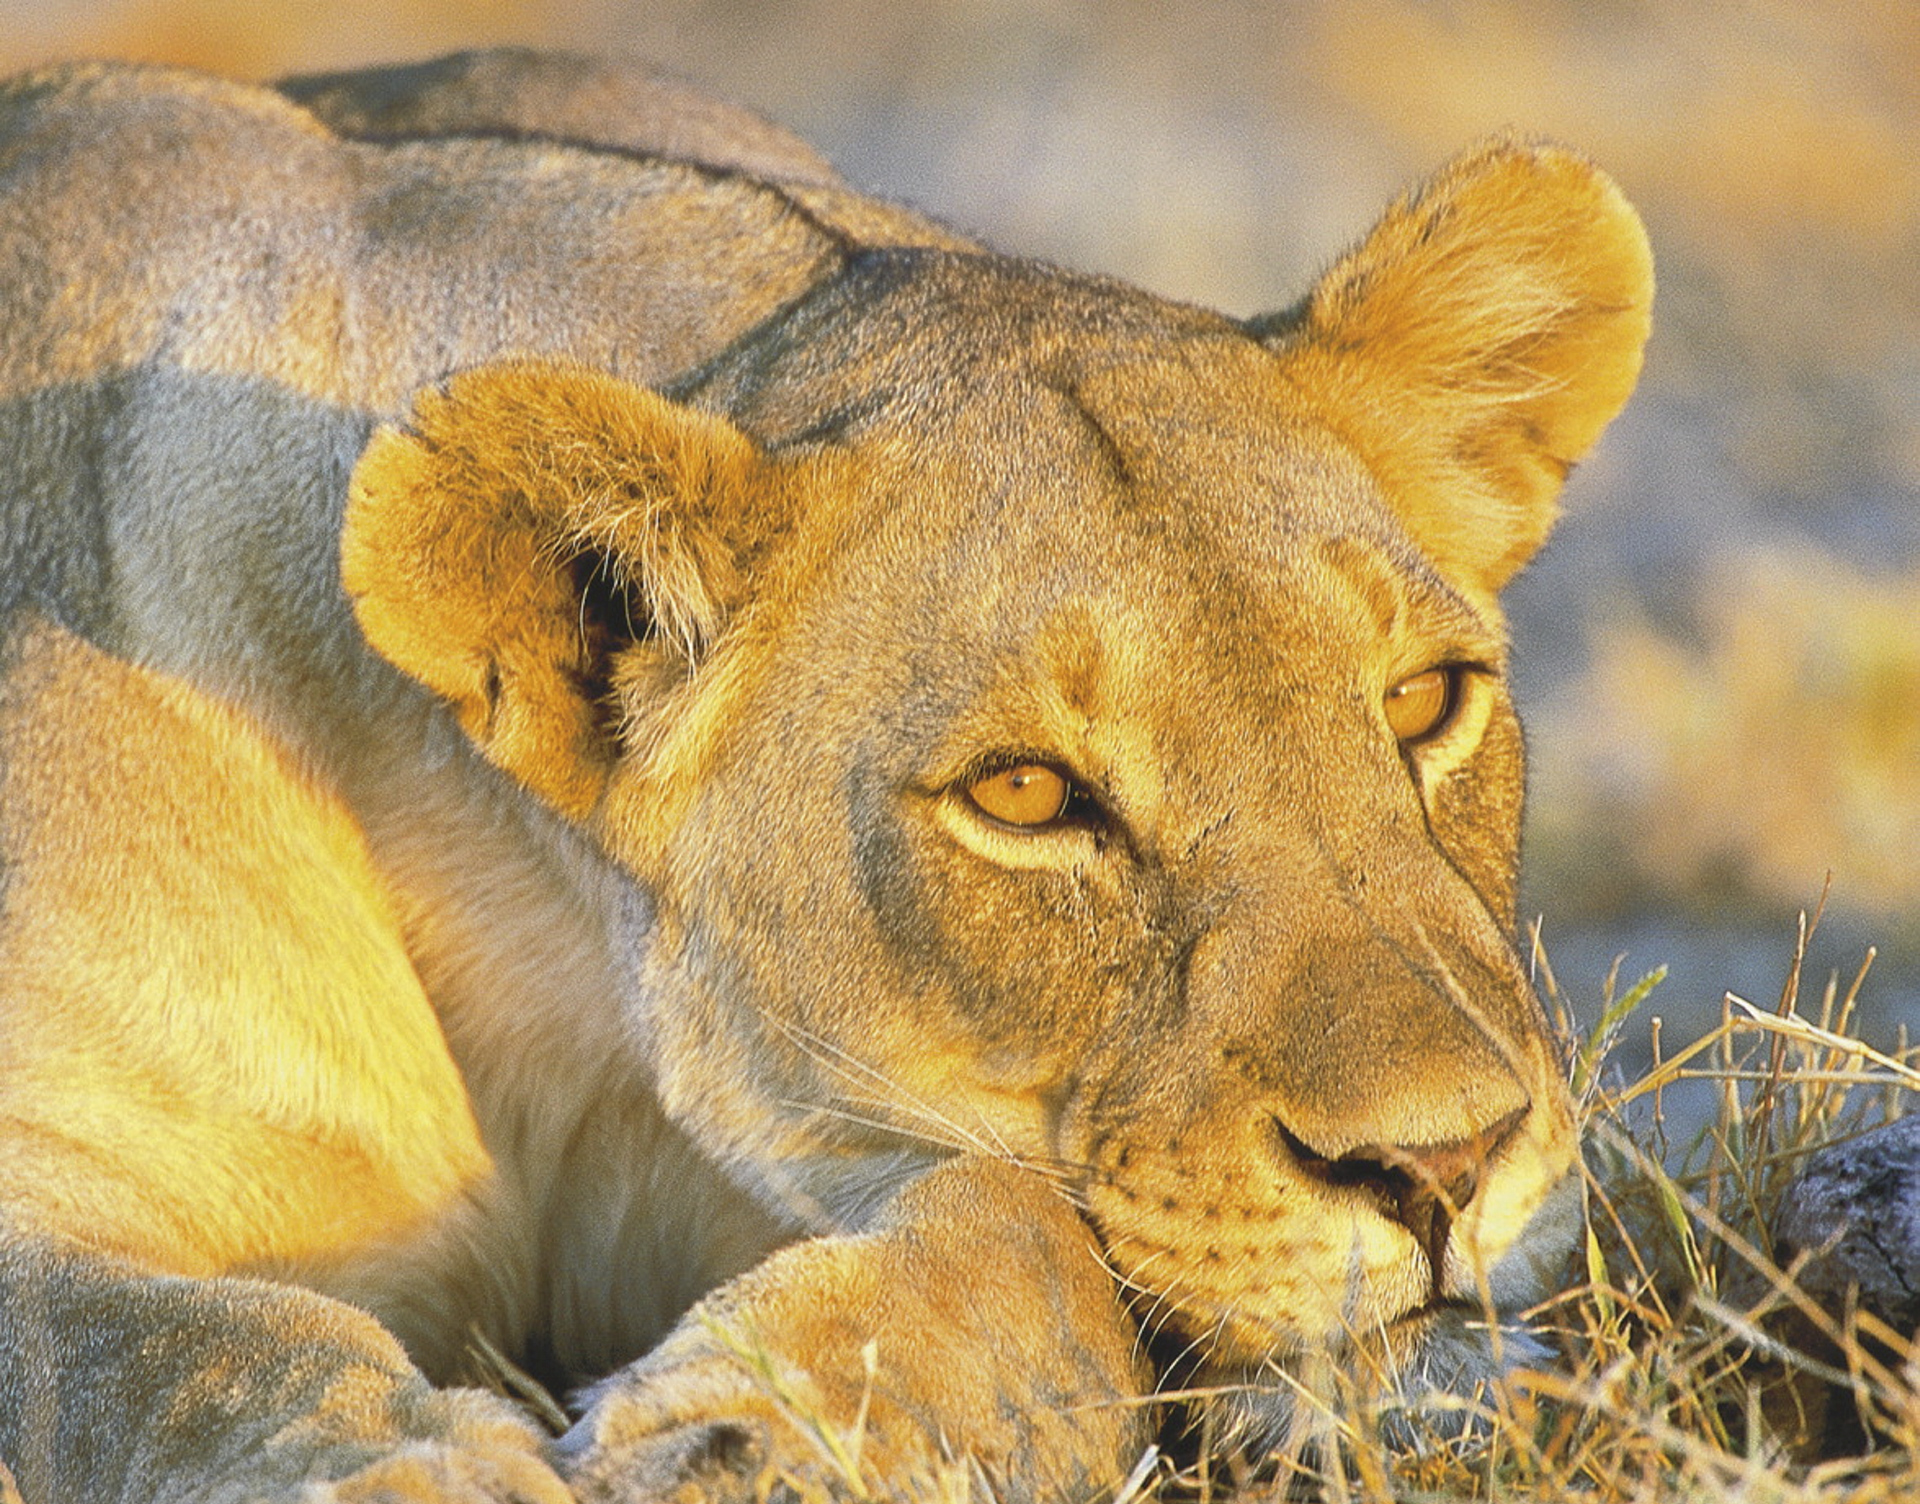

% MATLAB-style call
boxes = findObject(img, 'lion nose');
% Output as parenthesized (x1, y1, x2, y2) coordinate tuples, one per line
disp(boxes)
(1276, 1104, 1530, 1293)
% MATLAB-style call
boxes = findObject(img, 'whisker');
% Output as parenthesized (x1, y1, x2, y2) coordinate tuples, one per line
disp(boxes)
(1158, 1322, 1215, 1381)
(779, 1099, 975, 1155)
(767, 1016, 1005, 1159)
(1088, 1235, 1159, 1297)
(766, 1018, 1103, 1209)
(1111, 1245, 1181, 1367)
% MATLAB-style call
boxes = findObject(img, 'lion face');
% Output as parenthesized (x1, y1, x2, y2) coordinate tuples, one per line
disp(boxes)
(628, 273, 1578, 1428)
(344, 141, 1649, 1431)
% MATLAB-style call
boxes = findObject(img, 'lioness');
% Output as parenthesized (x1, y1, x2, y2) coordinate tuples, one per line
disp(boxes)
(0, 49, 1651, 1503)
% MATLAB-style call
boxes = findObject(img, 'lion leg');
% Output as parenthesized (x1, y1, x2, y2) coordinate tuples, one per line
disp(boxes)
(558, 1157, 1153, 1503)
(0, 1233, 570, 1503)
(0, 623, 557, 1499)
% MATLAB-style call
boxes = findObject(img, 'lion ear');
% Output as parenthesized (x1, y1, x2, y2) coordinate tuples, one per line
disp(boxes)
(1259, 138, 1653, 597)
(343, 361, 771, 821)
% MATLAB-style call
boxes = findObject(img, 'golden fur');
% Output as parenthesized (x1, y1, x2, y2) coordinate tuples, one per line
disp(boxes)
(0, 50, 1651, 1501)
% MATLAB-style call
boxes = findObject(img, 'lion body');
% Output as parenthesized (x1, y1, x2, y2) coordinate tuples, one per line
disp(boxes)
(0, 55, 890, 1376)
(0, 52, 1651, 1501)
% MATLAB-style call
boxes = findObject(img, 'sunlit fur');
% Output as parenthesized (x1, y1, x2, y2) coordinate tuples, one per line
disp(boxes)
(0, 51, 1649, 1501)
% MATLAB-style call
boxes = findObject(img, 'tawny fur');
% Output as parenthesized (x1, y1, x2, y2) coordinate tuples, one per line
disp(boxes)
(0, 50, 1650, 1502)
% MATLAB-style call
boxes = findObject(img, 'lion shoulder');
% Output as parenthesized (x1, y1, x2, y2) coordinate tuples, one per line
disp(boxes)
(277, 48, 844, 189)
(0, 57, 964, 411)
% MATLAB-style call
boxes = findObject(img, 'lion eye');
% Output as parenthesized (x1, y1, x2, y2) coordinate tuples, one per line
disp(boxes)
(1384, 667, 1456, 744)
(967, 763, 1072, 828)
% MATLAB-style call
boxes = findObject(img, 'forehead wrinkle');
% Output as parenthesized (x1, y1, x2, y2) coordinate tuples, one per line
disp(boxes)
(1038, 372, 1132, 491)
(1038, 603, 1108, 722)
(1304, 529, 1504, 664)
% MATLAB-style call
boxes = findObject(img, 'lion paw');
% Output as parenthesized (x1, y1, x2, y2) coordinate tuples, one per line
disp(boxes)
(559, 1416, 788, 1504)
(558, 1159, 1153, 1501)
(296, 1441, 576, 1504)
(556, 1368, 880, 1504)
(275, 1386, 575, 1504)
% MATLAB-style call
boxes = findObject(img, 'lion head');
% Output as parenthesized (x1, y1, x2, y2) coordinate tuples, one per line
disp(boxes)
(344, 136, 1651, 1447)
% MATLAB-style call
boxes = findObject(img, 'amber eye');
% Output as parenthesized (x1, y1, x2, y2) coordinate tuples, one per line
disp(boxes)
(967, 763, 1072, 828)
(1384, 667, 1456, 743)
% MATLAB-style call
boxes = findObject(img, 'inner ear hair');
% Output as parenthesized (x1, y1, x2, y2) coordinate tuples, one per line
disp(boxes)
(565, 547, 652, 712)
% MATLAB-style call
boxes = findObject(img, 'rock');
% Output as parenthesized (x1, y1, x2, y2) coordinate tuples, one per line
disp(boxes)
(1773, 1113, 1920, 1334)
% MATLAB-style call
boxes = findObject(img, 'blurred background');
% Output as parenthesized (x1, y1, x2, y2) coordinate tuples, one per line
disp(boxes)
(7, 0, 1917, 1119)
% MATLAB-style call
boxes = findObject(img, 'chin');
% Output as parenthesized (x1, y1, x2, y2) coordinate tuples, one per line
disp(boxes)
(1191, 1176, 1581, 1463)
(1194, 1303, 1557, 1464)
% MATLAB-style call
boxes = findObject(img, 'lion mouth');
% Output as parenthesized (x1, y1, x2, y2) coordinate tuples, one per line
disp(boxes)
(1387, 1292, 1482, 1332)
